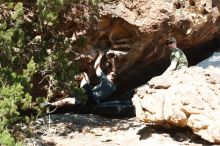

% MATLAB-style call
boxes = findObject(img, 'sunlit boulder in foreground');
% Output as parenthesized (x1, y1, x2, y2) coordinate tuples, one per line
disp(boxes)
(132, 66, 220, 144)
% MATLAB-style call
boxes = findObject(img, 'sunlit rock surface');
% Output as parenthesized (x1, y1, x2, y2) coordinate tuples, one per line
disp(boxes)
(132, 66, 220, 143)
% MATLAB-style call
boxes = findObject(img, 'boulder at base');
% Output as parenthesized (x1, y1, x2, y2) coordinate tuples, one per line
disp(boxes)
(132, 66, 220, 144)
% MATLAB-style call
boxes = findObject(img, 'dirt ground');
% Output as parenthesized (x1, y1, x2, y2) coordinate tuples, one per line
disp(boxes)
(25, 114, 216, 146)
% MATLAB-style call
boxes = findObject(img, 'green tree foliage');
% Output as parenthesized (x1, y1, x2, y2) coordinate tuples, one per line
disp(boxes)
(0, 0, 98, 144)
(37, 0, 64, 26)
(0, 59, 36, 145)
(91, 0, 102, 5)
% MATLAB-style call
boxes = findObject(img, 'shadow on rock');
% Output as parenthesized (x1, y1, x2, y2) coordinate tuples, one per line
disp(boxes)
(52, 99, 135, 118)
(42, 114, 141, 134)
(137, 125, 213, 145)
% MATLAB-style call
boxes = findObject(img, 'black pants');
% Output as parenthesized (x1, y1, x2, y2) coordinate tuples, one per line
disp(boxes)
(82, 84, 99, 105)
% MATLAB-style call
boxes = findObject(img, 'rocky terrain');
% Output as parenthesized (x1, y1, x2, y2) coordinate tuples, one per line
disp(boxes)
(26, 65, 220, 145)
(132, 66, 220, 144)
(76, 0, 220, 91)
(26, 114, 215, 146)
(22, 0, 220, 145)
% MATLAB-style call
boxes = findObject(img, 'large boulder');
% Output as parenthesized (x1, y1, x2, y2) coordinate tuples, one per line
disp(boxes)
(74, 0, 220, 91)
(132, 66, 220, 143)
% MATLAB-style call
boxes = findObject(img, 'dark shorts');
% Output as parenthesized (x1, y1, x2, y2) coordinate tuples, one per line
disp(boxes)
(82, 84, 99, 104)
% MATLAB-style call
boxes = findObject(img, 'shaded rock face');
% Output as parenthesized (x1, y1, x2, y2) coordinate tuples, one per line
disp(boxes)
(61, 0, 220, 92)
(95, 0, 220, 91)
(132, 67, 220, 143)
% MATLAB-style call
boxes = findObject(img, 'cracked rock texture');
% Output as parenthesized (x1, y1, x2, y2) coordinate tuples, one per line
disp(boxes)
(132, 66, 220, 143)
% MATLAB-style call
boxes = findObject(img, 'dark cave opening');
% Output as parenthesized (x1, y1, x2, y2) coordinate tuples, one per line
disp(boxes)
(43, 36, 220, 117)
(116, 36, 220, 97)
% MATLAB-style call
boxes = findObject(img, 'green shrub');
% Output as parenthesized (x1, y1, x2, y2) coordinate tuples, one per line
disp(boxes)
(0, 58, 37, 145)
(0, 0, 98, 144)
